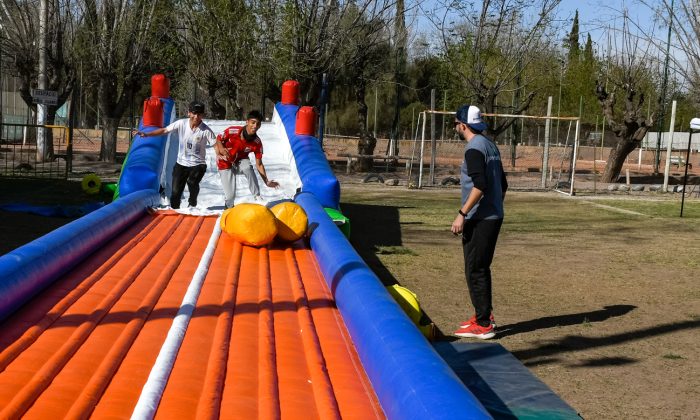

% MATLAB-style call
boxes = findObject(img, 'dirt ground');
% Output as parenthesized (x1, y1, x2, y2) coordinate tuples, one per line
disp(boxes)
(338, 180, 699, 420)
(1, 171, 698, 419)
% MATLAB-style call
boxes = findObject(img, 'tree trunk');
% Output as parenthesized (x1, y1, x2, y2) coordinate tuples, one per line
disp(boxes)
(224, 82, 243, 120)
(206, 80, 226, 119)
(36, 106, 57, 163)
(100, 117, 119, 162)
(355, 80, 376, 172)
(602, 139, 638, 182)
(596, 80, 656, 182)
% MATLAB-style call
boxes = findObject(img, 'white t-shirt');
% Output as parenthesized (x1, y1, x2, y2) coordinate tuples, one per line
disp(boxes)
(164, 118, 216, 167)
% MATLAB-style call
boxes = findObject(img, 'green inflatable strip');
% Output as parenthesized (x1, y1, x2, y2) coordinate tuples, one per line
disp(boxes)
(324, 207, 350, 238)
(102, 182, 118, 195)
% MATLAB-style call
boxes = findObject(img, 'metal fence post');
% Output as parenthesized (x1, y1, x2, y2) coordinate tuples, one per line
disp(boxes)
(541, 97, 553, 188)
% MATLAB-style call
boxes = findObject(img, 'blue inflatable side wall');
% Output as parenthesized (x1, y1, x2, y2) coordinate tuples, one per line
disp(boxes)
(296, 192, 491, 419)
(276, 103, 340, 209)
(118, 98, 176, 197)
(0, 190, 160, 321)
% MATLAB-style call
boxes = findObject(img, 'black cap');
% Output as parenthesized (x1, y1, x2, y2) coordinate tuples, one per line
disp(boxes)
(189, 101, 205, 114)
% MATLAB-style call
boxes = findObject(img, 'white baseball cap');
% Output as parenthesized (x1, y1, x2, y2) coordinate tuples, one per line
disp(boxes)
(456, 105, 488, 132)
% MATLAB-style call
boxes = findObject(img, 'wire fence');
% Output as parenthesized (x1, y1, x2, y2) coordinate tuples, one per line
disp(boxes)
(323, 127, 700, 191)
(0, 121, 134, 179)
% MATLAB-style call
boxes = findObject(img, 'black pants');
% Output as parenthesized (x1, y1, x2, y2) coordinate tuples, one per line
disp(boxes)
(171, 163, 207, 209)
(462, 218, 503, 327)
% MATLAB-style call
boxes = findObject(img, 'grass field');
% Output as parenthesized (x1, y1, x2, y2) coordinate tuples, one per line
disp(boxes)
(340, 184, 699, 419)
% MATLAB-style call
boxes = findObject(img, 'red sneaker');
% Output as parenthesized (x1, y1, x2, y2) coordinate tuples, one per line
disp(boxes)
(459, 313, 496, 328)
(454, 322, 496, 339)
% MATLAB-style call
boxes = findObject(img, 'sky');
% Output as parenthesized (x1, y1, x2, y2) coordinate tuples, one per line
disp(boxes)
(558, 0, 659, 52)
(411, 0, 661, 53)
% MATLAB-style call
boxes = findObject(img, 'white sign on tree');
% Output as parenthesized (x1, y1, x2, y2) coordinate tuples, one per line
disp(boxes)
(32, 89, 58, 106)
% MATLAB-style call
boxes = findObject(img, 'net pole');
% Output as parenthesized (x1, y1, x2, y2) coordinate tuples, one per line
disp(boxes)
(408, 111, 422, 180)
(430, 89, 436, 185)
(541, 97, 553, 188)
(594, 115, 598, 194)
(570, 118, 581, 196)
(663, 100, 677, 191)
(419, 111, 426, 188)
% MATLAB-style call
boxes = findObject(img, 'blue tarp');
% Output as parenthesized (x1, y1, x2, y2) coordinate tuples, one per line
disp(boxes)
(0, 202, 105, 218)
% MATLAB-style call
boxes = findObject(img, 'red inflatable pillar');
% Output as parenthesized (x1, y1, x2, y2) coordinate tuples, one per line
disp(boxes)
(151, 74, 170, 98)
(141, 74, 169, 128)
(142, 97, 164, 127)
(295, 106, 317, 136)
(281, 80, 300, 105)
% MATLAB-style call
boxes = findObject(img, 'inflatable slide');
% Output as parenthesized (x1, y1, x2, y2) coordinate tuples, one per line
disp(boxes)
(0, 78, 491, 419)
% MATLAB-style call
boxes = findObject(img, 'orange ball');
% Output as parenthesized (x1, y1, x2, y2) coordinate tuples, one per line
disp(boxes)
(220, 204, 277, 246)
(271, 202, 308, 242)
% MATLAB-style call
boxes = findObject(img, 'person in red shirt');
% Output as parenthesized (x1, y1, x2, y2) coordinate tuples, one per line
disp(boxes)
(217, 110, 279, 208)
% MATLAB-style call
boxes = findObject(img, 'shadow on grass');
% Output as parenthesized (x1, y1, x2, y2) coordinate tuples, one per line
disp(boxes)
(340, 202, 404, 287)
(515, 317, 700, 368)
(341, 201, 445, 337)
(495, 304, 637, 339)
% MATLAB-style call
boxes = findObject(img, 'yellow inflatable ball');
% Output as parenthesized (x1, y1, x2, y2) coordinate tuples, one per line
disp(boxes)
(220, 203, 277, 246)
(386, 284, 422, 324)
(271, 202, 308, 242)
(81, 173, 102, 195)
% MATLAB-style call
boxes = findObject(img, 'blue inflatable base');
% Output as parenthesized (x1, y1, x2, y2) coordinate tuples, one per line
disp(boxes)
(434, 342, 582, 420)
(0, 202, 105, 218)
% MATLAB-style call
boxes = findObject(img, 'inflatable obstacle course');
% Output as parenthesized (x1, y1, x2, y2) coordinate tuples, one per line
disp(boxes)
(1, 75, 577, 419)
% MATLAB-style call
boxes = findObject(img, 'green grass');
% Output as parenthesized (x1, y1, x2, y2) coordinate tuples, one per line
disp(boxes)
(375, 246, 417, 256)
(594, 198, 700, 218)
(662, 354, 685, 360)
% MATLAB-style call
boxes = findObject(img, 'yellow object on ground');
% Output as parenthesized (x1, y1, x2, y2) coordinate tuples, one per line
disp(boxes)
(220, 204, 277, 246)
(271, 202, 308, 242)
(386, 284, 435, 341)
(81, 173, 102, 195)
(387, 284, 422, 324)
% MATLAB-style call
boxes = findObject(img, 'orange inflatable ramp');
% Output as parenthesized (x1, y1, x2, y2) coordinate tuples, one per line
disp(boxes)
(0, 213, 384, 419)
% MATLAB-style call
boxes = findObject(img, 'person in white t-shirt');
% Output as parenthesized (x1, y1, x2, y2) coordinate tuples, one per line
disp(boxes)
(135, 101, 227, 209)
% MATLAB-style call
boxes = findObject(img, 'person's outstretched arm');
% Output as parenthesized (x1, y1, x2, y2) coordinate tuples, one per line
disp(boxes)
(255, 158, 279, 188)
(133, 127, 169, 138)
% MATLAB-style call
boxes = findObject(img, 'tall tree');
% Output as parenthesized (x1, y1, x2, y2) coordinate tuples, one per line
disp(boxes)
(0, 0, 77, 162)
(566, 9, 580, 63)
(583, 32, 594, 62)
(342, 7, 392, 170)
(390, 0, 407, 155)
(76, 0, 172, 162)
(649, 1, 700, 107)
(264, 0, 396, 107)
(179, 0, 258, 119)
(431, 0, 563, 138)
(596, 16, 660, 182)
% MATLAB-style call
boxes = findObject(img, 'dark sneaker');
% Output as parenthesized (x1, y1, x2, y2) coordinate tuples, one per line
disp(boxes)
(454, 323, 496, 339)
(459, 313, 496, 329)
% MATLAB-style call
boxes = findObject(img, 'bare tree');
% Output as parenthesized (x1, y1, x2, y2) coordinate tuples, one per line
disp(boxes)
(264, 0, 396, 106)
(596, 13, 661, 182)
(0, 0, 77, 162)
(77, 0, 164, 162)
(429, 0, 562, 137)
(343, 8, 392, 170)
(389, 0, 406, 156)
(179, 0, 258, 119)
(645, 1, 700, 104)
